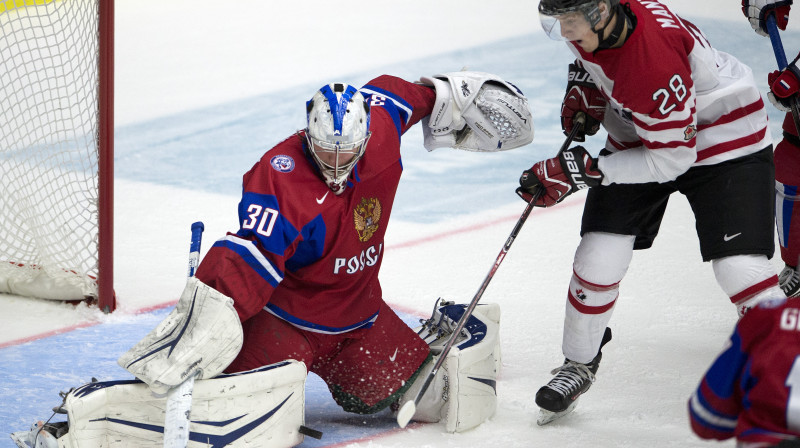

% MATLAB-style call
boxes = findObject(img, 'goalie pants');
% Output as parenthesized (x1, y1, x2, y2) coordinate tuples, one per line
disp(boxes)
(226, 301, 430, 414)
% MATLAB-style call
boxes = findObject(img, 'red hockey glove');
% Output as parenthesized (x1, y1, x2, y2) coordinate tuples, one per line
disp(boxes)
(562, 62, 607, 143)
(742, 0, 792, 36)
(516, 146, 603, 207)
(768, 52, 800, 112)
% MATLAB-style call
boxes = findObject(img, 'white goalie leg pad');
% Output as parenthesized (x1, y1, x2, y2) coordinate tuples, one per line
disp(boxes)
(419, 71, 533, 152)
(117, 277, 243, 395)
(57, 360, 307, 448)
(404, 302, 501, 433)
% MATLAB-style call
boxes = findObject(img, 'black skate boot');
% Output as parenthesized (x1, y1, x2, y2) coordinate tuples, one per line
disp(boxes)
(535, 327, 612, 425)
(780, 265, 800, 298)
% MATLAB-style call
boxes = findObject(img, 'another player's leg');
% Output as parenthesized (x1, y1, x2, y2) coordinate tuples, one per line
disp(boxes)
(688, 145, 784, 314)
(775, 114, 800, 298)
(713, 254, 785, 315)
(536, 231, 633, 425)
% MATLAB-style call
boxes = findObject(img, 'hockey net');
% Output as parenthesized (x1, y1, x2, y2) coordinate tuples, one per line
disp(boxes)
(0, 0, 115, 311)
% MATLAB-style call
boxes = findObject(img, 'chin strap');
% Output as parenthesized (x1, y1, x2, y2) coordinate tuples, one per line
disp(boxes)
(595, 2, 636, 50)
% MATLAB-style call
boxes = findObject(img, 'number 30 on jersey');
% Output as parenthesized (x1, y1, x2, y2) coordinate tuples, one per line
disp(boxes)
(242, 204, 279, 237)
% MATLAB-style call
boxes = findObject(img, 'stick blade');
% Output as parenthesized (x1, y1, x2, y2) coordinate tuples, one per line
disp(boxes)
(396, 400, 416, 428)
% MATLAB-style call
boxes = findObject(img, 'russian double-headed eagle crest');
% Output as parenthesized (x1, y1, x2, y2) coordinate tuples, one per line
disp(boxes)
(354, 197, 381, 242)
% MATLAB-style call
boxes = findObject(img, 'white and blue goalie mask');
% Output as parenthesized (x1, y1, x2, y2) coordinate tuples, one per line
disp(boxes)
(305, 83, 371, 195)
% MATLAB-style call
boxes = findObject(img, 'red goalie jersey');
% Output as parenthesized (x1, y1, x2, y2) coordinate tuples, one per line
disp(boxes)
(196, 75, 435, 333)
(689, 297, 800, 445)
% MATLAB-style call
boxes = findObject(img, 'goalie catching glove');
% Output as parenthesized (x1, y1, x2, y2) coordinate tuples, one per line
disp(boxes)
(516, 145, 603, 207)
(420, 71, 533, 152)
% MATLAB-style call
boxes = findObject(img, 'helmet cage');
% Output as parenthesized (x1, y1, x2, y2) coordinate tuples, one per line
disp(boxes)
(305, 133, 371, 193)
(305, 83, 371, 194)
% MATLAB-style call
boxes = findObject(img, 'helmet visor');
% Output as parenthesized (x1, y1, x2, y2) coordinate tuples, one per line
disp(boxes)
(539, 9, 595, 41)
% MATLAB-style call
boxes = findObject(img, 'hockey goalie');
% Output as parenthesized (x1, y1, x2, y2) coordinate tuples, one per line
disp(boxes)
(12, 70, 530, 447)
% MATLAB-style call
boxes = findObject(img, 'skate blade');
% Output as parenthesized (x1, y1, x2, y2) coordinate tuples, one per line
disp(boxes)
(536, 400, 578, 426)
(10, 431, 31, 448)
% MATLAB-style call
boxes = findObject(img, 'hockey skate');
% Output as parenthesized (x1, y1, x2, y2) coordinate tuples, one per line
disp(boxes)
(535, 327, 612, 426)
(780, 265, 800, 298)
(10, 420, 66, 448)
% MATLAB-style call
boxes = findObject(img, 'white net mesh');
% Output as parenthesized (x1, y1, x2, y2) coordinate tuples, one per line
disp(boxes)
(0, 0, 101, 300)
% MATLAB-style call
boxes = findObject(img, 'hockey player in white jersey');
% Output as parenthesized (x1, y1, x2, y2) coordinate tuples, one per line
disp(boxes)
(519, 0, 785, 425)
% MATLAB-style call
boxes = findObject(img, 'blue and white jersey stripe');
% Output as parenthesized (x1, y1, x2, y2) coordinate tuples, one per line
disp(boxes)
(213, 235, 284, 287)
(264, 303, 379, 334)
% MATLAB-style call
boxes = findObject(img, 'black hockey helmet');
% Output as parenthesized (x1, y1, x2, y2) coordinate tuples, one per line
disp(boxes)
(538, 0, 619, 28)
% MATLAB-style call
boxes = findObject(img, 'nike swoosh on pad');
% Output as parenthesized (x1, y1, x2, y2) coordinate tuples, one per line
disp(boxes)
(316, 191, 329, 205)
(723, 232, 742, 242)
(389, 348, 398, 362)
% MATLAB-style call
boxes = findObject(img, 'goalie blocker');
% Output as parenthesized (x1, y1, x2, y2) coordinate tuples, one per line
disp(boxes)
(399, 301, 502, 433)
(420, 71, 533, 152)
(117, 277, 243, 395)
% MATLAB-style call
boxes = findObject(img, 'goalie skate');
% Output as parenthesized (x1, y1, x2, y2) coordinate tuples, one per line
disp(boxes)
(10, 420, 65, 448)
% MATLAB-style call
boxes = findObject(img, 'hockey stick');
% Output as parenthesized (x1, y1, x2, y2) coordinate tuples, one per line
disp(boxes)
(163, 221, 205, 448)
(396, 118, 585, 428)
(766, 13, 800, 135)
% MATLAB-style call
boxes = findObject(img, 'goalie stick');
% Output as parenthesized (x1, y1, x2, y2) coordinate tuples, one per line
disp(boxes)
(396, 116, 586, 428)
(163, 221, 204, 448)
(766, 12, 800, 135)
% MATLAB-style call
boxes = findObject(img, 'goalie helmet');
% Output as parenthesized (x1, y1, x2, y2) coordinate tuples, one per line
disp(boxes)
(305, 83, 371, 195)
(538, 0, 619, 40)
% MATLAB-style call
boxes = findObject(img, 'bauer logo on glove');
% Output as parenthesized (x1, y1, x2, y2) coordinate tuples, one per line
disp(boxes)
(516, 145, 603, 207)
(562, 62, 607, 142)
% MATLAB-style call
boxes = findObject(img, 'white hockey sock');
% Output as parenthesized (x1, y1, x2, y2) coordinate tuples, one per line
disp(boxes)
(563, 233, 633, 363)
(713, 254, 784, 315)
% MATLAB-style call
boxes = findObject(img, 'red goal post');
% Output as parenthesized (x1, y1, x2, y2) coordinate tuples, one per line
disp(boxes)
(0, 0, 115, 312)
